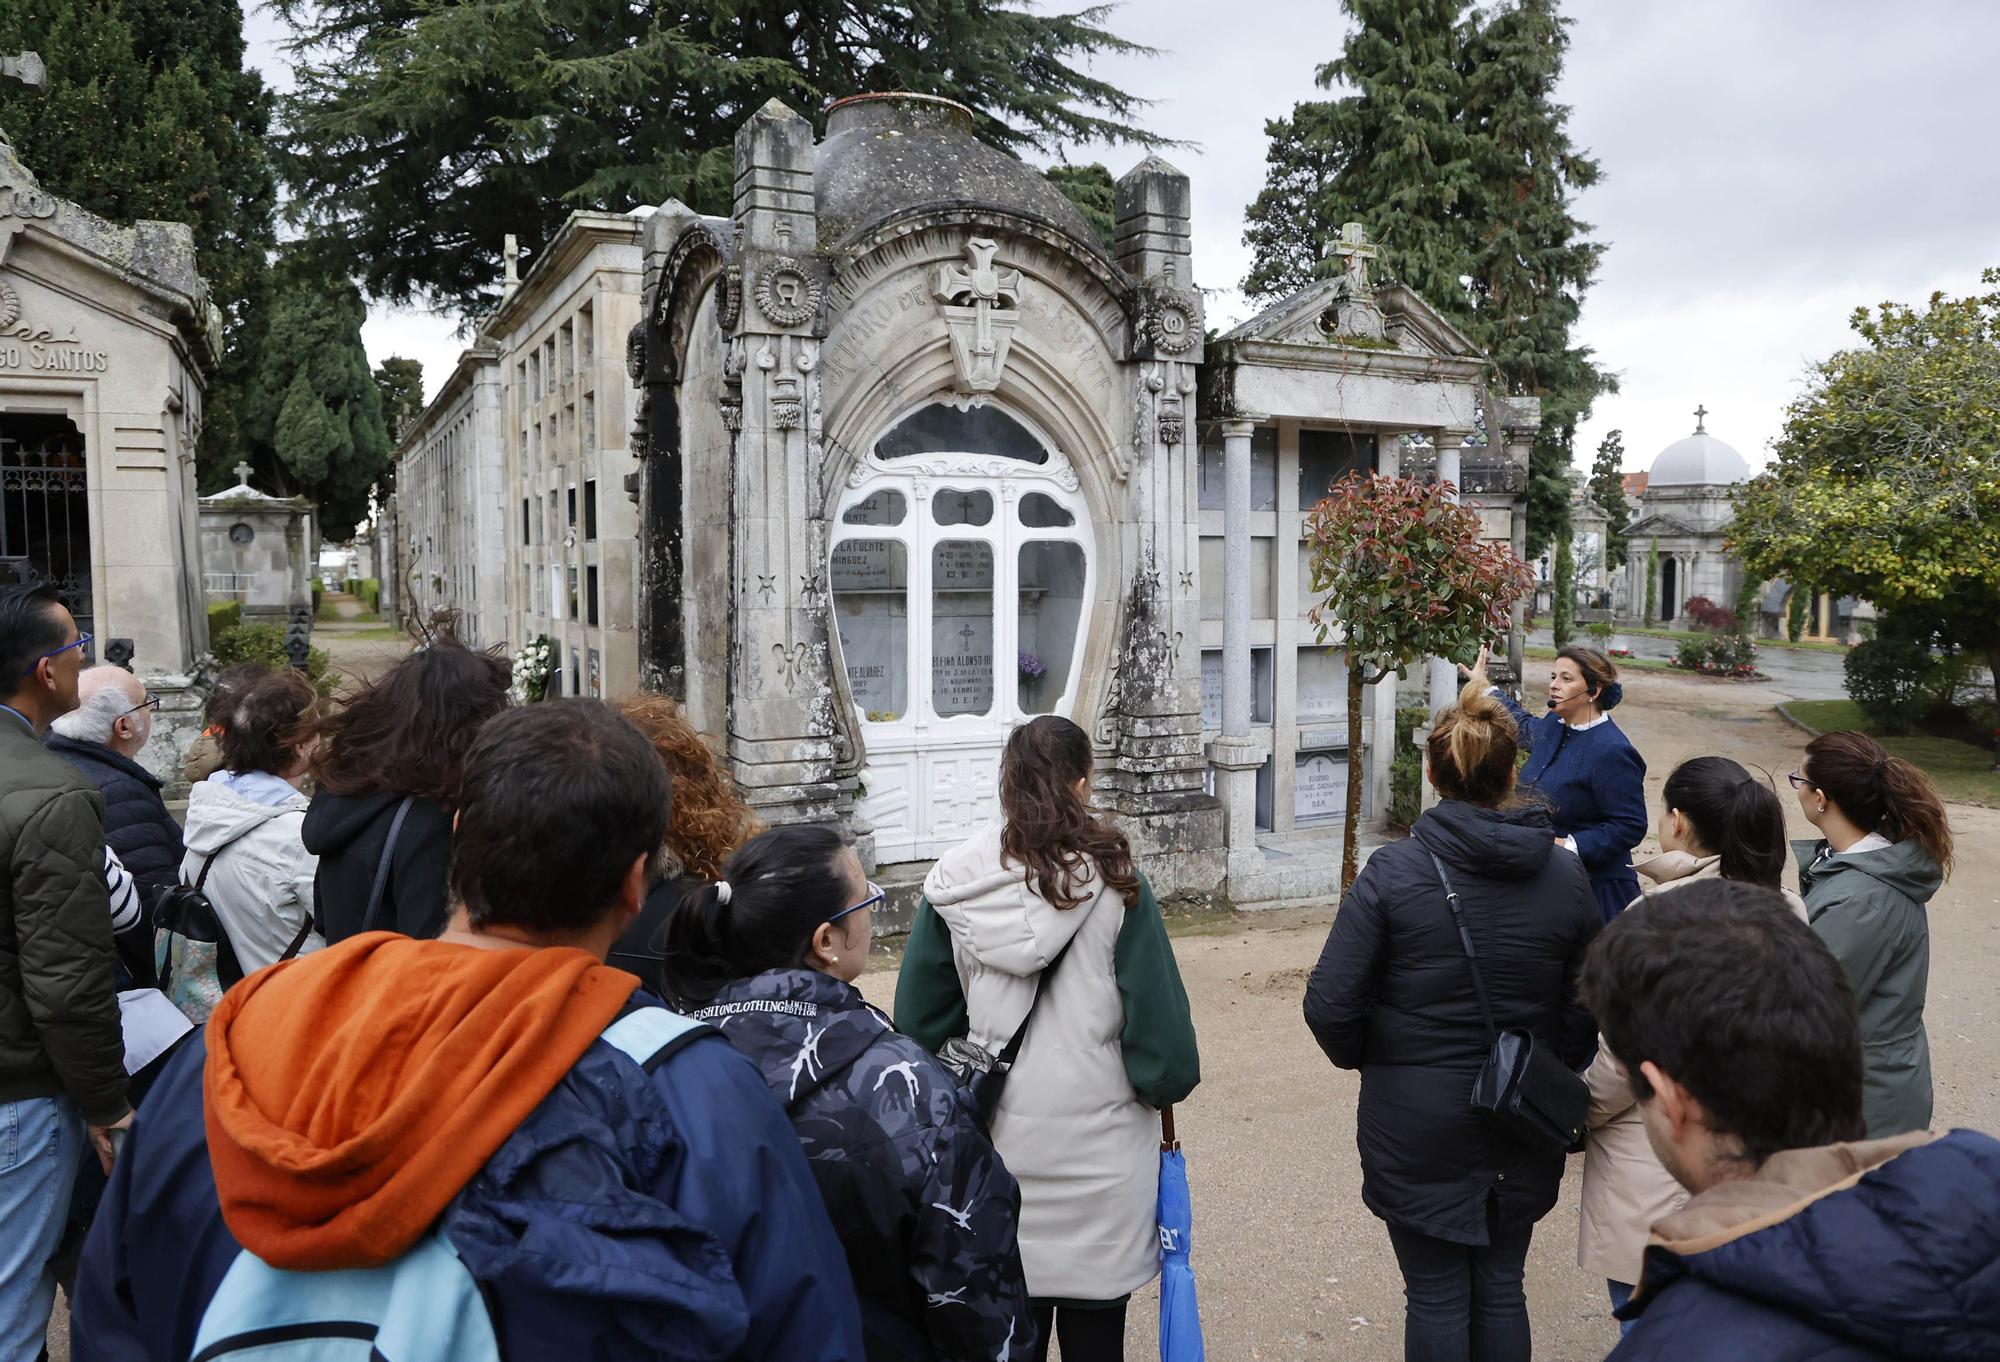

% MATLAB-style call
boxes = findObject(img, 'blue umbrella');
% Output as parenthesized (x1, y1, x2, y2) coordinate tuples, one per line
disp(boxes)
(1157, 1107, 1205, 1362)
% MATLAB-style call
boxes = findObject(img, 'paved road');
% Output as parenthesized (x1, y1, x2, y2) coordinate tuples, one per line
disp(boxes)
(1527, 627, 1848, 701)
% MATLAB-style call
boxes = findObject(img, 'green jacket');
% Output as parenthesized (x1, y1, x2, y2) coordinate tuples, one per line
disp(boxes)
(1796, 837, 1939, 1139)
(896, 870, 1200, 1111)
(0, 711, 130, 1123)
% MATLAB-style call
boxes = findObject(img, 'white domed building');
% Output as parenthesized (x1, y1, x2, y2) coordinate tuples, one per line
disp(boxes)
(1621, 407, 1751, 624)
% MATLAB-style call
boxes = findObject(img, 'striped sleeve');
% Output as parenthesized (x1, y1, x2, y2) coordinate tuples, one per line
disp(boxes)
(104, 846, 143, 934)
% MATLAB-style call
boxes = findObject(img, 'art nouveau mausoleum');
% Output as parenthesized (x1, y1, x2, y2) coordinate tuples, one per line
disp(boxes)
(627, 95, 1531, 902)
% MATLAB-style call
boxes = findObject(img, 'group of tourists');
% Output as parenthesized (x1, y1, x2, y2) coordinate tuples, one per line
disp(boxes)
(1, 574, 1993, 1362)
(1306, 644, 1984, 1361)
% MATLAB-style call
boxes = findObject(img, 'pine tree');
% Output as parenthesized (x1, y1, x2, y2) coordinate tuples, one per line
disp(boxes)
(0, 0, 278, 487)
(374, 358, 426, 446)
(1552, 532, 1575, 645)
(1045, 163, 1117, 251)
(273, 0, 1164, 313)
(243, 249, 391, 535)
(1588, 428, 1632, 569)
(1240, 0, 1610, 559)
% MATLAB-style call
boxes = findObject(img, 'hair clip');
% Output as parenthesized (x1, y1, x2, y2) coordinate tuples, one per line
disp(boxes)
(715, 880, 732, 906)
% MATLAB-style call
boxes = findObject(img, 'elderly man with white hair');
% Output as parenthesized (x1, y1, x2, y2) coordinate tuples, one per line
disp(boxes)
(47, 666, 185, 934)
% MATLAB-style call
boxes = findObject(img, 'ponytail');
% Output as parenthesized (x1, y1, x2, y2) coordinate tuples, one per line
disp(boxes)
(1427, 677, 1521, 807)
(656, 824, 852, 1009)
(1663, 756, 1785, 889)
(1802, 732, 1954, 879)
(999, 715, 1138, 911)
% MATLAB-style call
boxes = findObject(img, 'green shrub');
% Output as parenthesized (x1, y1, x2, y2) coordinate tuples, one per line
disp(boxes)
(1389, 704, 1430, 831)
(1843, 637, 1935, 734)
(211, 622, 336, 696)
(1787, 590, 1809, 642)
(206, 600, 242, 636)
(311, 581, 323, 618)
(1672, 631, 1759, 678)
(358, 578, 381, 614)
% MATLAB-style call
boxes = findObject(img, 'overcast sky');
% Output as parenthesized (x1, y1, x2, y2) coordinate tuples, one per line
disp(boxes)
(244, 0, 2000, 477)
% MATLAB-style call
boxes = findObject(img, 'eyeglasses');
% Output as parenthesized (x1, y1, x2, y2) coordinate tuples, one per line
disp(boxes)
(20, 631, 91, 678)
(1787, 770, 1816, 790)
(827, 880, 885, 926)
(118, 692, 161, 720)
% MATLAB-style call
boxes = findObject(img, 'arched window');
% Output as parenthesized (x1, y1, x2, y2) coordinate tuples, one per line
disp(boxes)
(874, 402, 1047, 464)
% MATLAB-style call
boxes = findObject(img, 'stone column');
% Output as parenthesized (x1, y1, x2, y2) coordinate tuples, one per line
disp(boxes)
(1208, 417, 1261, 852)
(1374, 431, 1402, 478)
(1500, 400, 1539, 685)
(1427, 429, 1468, 714)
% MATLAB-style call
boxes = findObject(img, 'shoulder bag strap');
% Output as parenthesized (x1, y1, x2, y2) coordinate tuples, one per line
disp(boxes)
(276, 912, 316, 964)
(1426, 848, 1501, 1044)
(360, 796, 417, 934)
(992, 936, 1075, 1072)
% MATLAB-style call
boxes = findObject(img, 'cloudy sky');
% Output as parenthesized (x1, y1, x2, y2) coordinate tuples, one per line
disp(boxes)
(245, 0, 2000, 477)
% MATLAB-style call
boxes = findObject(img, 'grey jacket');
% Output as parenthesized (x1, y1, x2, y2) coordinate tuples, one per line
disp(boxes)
(0, 711, 129, 1123)
(1796, 837, 1940, 1138)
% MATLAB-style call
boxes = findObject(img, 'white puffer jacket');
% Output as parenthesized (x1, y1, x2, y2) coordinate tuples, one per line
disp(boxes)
(178, 770, 322, 974)
(922, 824, 1159, 1302)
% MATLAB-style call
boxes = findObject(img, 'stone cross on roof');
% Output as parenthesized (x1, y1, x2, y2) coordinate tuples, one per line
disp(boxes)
(1693, 404, 1708, 434)
(1332, 221, 1378, 292)
(233, 460, 254, 488)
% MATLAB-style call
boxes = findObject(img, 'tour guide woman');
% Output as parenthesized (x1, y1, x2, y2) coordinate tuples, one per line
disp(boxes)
(1475, 644, 1647, 922)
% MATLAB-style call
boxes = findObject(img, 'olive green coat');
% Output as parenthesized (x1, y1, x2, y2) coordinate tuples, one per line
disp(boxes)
(1796, 838, 1940, 1138)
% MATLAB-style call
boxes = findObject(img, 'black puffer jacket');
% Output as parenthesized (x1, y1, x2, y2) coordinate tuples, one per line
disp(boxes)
(0, 715, 129, 1124)
(301, 790, 454, 942)
(45, 734, 184, 902)
(1304, 799, 1601, 1244)
(695, 968, 1034, 1362)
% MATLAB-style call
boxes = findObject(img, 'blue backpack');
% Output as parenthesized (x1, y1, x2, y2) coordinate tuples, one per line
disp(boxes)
(187, 1006, 710, 1361)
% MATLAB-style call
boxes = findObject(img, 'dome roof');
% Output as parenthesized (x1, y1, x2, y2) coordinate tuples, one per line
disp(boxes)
(814, 94, 1105, 256)
(1649, 414, 1749, 487)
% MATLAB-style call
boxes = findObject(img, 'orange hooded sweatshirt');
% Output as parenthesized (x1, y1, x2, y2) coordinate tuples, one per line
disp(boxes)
(203, 931, 639, 1270)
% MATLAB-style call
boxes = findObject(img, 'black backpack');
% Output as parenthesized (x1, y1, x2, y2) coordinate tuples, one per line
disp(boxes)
(152, 831, 310, 993)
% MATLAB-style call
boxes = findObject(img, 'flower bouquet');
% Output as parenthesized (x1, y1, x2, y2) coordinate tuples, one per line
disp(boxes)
(508, 634, 556, 704)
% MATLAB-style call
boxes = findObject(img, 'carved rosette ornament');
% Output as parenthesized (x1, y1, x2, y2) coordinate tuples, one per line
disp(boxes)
(1157, 415, 1185, 446)
(1148, 290, 1199, 355)
(754, 258, 820, 327)
(717, 263, 743, 329)
(625, 324, 646, 383)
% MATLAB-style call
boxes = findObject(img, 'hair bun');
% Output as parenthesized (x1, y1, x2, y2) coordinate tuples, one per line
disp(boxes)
(1599, 681, 1624, 712)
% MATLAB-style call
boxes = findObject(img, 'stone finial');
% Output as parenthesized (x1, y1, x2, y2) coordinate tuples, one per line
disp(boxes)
(232, 461, 254, 488)
(1331, 222, 1378, 294)
(733, 99, 815, 257)
(502, 234, 520, 287)
(0, 53, 46, 91)
(1693, 403, 1708, 434)
(1114, 154, 1191, 284)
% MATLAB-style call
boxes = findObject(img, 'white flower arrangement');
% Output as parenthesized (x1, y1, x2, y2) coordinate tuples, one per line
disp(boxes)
(508, 634, 555, 704)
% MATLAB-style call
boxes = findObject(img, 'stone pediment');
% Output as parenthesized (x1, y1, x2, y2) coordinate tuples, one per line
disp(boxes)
(1221, 274, 1484, 362)
(1624, 511, 1705, 538)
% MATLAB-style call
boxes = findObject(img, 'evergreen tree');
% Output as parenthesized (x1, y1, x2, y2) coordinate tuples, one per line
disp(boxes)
(0, 0, 277, 486)
(1240, 0, 1610, 558)
(243, 249, 391, 536)
(1588, 427, 1632, 569)
(1045, 163, 1117, 251)
(374, 357, 426, 446)
(1644, 540, 1659, 625)
(274, 0, 1163, 313)
(1552, 531, 1574, 645)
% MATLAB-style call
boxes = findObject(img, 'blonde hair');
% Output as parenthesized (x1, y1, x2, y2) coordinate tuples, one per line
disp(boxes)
(1427, 678, 1521, 806)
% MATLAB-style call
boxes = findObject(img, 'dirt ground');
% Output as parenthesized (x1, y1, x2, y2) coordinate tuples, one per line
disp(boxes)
(856, 666, 2000, 1360)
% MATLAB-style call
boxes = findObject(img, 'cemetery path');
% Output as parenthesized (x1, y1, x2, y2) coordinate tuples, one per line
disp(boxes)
(861, 666, 2000, 1360)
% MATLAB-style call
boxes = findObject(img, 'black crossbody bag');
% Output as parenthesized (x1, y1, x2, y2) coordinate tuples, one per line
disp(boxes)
(935, 938, 1074, 1129)
(1426, 849, 1589, 1154)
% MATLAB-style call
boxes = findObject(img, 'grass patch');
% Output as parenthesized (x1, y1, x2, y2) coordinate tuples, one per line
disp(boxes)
(330, 626, 407, 642)
(1784, 699, 2000, 807)
(1526, 646, 1673, 672)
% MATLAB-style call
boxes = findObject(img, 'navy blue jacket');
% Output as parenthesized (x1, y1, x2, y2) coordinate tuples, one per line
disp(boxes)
(46, 734, 184, 902)
(695, 969, 1033, 1362)
(1611, 1130, 2000, 1360)
(72, 1000, 866, 1362)
(1494, 692, 1647, 921)
(302, 789, 456, 941)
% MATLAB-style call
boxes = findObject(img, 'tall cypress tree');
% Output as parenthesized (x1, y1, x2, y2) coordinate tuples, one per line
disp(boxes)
(274, 0, 1164, 314)
(1241, 0, 1610, 558)
(1588, 427, 1632, 569)
(0, 0, 277, 487)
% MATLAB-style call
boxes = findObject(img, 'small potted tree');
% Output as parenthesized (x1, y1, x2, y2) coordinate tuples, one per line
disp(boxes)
(1304, 474, 1535, 891)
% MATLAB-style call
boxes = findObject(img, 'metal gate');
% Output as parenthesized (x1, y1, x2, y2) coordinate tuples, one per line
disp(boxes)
(0, 414, 92, 637)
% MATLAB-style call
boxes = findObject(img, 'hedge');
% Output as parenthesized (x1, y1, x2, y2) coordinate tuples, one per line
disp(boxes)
(210, 622, 336, 695)
(206, 600, 242, 635)
(357, 578, 381, 614)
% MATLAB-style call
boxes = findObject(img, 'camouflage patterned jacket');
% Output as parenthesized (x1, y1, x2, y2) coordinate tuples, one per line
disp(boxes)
(695, 969, 1035, 1362)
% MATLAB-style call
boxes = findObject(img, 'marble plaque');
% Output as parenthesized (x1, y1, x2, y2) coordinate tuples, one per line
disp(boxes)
(932, 612, 993, 716)
(1297, 648, 1348, 720)
(1295, 750, 1349, 822)
(839, 603, 906, 717)
(831, 539, 902, 591)
(1201, 651, 1223, 729)
(933, 540, 994, 591)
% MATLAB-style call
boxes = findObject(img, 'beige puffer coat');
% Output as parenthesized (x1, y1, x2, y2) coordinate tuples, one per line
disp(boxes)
(1578, 852, 1807, 1285)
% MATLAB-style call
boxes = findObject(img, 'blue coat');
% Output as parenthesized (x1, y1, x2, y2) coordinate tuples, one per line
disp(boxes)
(1610, 1130, 2000, 1360)
(45, 733, 184, 901)
(696, 968, 1033, 1361)
(1493, 693, 1647, 921)
(72, 997, 866, 1362)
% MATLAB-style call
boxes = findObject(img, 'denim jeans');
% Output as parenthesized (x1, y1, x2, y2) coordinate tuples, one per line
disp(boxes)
(0, 1095, 83, 1362)
(1384, 1212, 1535, 1362)
(1607, 1279, 1638, 1337)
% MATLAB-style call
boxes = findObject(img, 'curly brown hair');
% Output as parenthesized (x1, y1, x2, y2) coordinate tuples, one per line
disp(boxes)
(616, 692, 762, 881)
(998, 715, 1139, 911)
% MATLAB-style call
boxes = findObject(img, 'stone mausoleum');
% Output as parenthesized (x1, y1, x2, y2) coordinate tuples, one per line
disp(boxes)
(628, 95, 1530, 903)
(0, 63, 215, 776)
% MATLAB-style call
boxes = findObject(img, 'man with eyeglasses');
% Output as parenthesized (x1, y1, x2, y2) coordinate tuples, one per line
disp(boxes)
(0, 583, 131, 1362)
(49, 666, 186, 935)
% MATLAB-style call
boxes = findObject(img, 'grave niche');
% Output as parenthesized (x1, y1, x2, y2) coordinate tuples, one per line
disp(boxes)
(1294, 749, 1350, 823)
